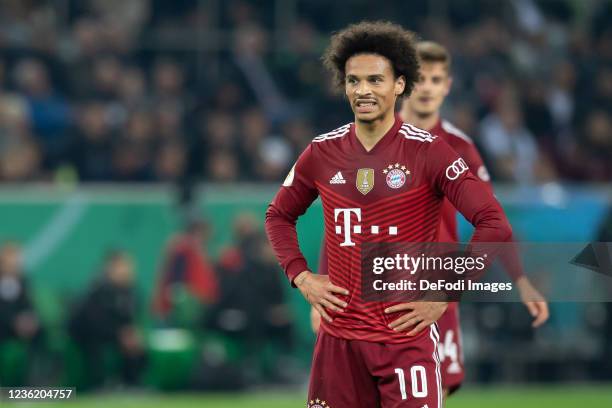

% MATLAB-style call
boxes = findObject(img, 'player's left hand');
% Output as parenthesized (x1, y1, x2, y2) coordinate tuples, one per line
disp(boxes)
(516, 276, 549, 327)
(385, 301, 448, 336)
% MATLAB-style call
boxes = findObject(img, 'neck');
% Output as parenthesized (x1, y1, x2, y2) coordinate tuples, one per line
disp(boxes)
(354, 112, 396, 151)
(401, 109, 440, 132)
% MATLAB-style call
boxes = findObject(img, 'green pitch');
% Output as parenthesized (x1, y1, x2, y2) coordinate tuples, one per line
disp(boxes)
(4, 386, 612, 408)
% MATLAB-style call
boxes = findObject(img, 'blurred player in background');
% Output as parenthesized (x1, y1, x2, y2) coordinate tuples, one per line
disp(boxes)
(69, 250, 145, 388)
(312, 40, 550, 399)
(399, 41, 549, 397)
(267, 21, 515, 407)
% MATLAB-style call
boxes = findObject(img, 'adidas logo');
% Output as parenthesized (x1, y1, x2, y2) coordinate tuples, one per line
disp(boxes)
(330, 171, 346, 184)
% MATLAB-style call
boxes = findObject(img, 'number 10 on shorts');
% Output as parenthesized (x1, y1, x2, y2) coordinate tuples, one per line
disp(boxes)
(394, 366, 428, 399)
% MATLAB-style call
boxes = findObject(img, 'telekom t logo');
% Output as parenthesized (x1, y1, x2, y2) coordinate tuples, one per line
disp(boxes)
(334, 208, 398, 247)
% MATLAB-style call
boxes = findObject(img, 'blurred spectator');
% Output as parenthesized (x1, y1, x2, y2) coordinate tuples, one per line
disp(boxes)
(68, 101, 114, 181)
(154, 140, 187, 182)
(155, 100, 185, 140)
(207, 149, 239, 182)
(479, 91, 541, 183)
(237, 105, 293, 183)
(153, 219, 218, 319)
(0, 95, 42, 181)
(0, 141, 41, 182)
(68, 250, 145, 388)
(521, 78, 555, 147)
(90, 55, 124, 100)
(0, 242, 41, 343)
(111, 140, 153, 181)
(547, 61, 576, 132)
(118, 66, 148, 108)
(258, 136, 292, 181)
(153, 59, 186, 102)
(0, 241, 43, 386)
(570, 110, 612, 181)
(210, 82, 249, 112)
(204, 110, 238, 151)
(111, 110, 155, 181)
(206, 214, 295, 383)
(281, 118, 315, 154)
(13, 58, 70, 168)
(238, 107, 272, 179)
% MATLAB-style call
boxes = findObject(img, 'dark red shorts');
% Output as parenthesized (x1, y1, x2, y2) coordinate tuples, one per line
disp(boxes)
(436, 303, 465, 394)
(308, 326, 442, 408)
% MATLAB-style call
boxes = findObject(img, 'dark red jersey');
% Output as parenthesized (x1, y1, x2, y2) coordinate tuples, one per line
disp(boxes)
(431, 119, 492, 243)
(265, 118, 512, 343)
(431, 119, 523, 281)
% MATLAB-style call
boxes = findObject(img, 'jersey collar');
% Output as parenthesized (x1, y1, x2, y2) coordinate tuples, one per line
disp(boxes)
(349, 116, 404, 155)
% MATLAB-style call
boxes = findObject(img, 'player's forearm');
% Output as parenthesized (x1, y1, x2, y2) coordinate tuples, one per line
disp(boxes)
(265, 205, 310, 285)
(469, 202, 513, 244)
(456, 187, 513, 283)
(497, 236, 524, 281)
(467, 201, 512, 268)
(483, 181, 524, 280)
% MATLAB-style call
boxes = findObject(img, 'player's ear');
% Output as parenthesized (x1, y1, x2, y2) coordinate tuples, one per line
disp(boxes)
(395, 75, 406, 96)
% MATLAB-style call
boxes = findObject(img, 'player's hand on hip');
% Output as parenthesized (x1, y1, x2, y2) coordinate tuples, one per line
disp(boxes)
(294, 271, 349, 323)
(516, 276, 549, 328)
(385, 301, 448, 336)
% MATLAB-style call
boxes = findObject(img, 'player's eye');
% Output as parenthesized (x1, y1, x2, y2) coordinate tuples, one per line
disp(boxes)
(346, 77, 357, 85)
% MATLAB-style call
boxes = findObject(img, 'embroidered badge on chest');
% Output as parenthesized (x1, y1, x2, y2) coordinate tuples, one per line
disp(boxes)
(383, 163, 411, 189)
(356, 168, 374, 195)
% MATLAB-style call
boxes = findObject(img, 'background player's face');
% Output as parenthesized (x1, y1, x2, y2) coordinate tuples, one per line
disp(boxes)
(405, 62, 451, 117)
(344, 53, 405, 124)
(0, 244, 22, 277)
(107, 254, 135, 287)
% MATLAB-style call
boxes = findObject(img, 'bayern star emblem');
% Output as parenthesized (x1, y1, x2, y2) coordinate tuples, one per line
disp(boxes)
(307, 398, 330, 408)
(383, 163, 410, 189)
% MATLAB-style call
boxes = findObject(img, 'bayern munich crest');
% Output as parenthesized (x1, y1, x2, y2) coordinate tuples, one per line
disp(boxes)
(307, 399, 329, 408)
(383, 163, 410, 189)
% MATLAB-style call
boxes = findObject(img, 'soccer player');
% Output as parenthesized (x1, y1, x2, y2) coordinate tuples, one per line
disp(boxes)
(312, 41, 550, 399)
(398, 41, 549, 397)
(265, 22, 514, 408)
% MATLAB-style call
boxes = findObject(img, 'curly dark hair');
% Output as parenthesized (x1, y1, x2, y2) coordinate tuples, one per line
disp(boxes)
(322, 21, 420, 97)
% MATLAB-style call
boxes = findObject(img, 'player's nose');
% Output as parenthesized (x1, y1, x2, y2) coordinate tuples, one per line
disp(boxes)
(354, 81, 372, 96)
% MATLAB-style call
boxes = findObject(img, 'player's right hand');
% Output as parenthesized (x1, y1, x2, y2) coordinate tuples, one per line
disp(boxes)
(294, 271, 349, 323)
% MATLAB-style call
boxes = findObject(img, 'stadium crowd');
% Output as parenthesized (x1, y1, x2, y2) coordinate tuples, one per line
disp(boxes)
(0, 0, 610, 185)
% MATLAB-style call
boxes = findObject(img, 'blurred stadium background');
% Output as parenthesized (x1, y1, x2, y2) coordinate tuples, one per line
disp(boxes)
(0, 0, 611, 406)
